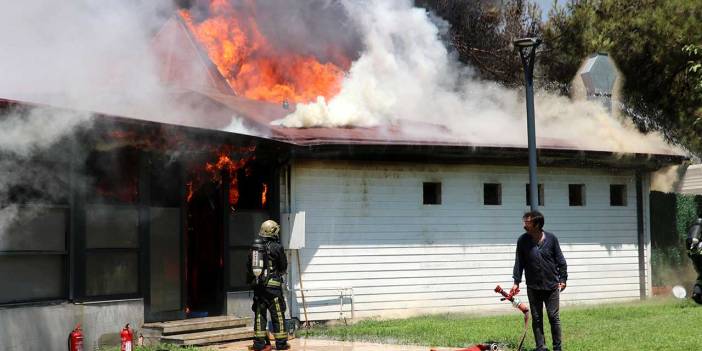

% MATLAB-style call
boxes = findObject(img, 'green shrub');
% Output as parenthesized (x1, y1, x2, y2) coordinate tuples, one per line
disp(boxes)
(676, 194, 699, 241)
(650, 192, 701, 287)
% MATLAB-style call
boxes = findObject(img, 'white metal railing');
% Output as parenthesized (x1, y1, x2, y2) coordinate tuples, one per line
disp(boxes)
(298, 287, 354, 321)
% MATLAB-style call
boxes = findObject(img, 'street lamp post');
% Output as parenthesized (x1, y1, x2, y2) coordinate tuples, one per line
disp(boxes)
(514, 37, 542, 212)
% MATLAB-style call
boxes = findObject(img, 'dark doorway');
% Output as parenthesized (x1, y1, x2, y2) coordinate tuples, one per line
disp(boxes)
(185, 180, 225, 317)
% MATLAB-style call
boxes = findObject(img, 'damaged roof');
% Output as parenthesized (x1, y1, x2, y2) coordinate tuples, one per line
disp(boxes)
(0, 15, 687, 169)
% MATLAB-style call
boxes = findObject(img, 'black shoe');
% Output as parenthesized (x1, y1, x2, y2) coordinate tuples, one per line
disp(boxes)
(275, 343, 291, 350)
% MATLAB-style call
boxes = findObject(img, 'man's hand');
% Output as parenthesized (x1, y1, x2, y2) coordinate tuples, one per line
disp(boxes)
(510, 284, 519, 296)
(558, 282, 566, 292)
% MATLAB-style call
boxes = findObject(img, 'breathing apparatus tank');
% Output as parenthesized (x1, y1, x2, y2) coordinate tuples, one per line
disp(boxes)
(251, 237, 266, 284)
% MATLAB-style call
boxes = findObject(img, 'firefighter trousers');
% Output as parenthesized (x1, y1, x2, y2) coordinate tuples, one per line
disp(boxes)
(252, 286, 288, 350)
(691, 253, 702, 304)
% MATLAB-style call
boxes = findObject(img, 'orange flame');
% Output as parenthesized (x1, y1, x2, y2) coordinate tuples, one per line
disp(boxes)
(186, 181, 194, 202)
(179, 0, 347, 103)
(261, 183, 268, 207)
(203, 146, 256, 206)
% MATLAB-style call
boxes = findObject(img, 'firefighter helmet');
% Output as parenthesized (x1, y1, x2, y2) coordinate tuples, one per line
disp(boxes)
(259, 220, 280, 238)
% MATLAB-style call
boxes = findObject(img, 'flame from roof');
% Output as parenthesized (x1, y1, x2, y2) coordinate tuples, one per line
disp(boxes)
(179, 0, 346, 104)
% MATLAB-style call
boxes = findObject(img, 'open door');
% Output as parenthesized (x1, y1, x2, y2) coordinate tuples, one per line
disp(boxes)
(185, 180, 225, 317)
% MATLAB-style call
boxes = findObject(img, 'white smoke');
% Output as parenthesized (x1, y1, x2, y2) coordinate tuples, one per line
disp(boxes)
(0, 107, 92, 234)
(0, 0, 189, 232)
(277, 0, 680, 155)
(0, 0, 253, 131)
(650, 165, 685, 193)
(0, 1, 169, 112)
(223, 115, 269, 137)
(0, 107, 92, 157)
(0, 107, 93, 234)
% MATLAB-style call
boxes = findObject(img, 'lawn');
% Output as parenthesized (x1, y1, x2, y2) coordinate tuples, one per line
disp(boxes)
(303, 298, 702, 351)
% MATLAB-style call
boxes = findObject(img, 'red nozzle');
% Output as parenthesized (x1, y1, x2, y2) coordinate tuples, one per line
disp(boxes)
(495, 285, 519, 301)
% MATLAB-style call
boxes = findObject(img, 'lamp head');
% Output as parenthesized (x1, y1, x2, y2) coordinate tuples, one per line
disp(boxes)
(513, 37, 542, 48)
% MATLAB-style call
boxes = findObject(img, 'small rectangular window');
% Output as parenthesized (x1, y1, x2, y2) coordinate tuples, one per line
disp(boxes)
(483, 183, 501, 205)
(423, 182, 441, 205)
(569, 184, 585, 206)
(610, 184, 627, 206)
(526, 184, 544, 206)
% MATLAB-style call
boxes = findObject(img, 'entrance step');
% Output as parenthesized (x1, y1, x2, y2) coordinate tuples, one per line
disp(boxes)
(161, 326, 254, 346)
(142, 316, 253, 346)
(144, 316, 250, 334)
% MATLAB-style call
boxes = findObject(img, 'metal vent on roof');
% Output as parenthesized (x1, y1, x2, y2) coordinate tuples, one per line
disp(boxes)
(580, 53, 618, 112)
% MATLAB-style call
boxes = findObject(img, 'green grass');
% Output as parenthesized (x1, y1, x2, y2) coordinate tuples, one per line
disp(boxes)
(304, 298, 702, 350)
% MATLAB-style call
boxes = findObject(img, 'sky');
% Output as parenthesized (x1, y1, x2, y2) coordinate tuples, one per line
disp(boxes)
(534, 0, 568, 21)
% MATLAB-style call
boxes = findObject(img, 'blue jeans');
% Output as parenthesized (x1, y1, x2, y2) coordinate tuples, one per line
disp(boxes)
(527, 287, 562, 351)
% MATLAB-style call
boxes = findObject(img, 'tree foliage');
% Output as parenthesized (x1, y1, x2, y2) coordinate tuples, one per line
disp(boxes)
(420, 0, 702, 155)
(416, 0, 542, 87)
(684, 43, 702, 126)
(541, 0, 702, 155)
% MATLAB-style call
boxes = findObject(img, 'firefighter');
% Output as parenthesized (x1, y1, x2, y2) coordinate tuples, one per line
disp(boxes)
(248, 219, 290, 350)
(686, 218, 702, 304)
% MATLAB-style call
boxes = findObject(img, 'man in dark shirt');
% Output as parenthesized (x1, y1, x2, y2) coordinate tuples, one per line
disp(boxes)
(512, 211, 567, 351)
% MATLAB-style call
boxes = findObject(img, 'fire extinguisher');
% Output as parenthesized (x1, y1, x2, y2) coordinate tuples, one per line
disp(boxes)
(120, 323, 134, 351)
(68, 324, 84, 351)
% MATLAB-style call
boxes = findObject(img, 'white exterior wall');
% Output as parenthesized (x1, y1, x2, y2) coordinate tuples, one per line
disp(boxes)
(0, 299, 143, 351)
(287, 160, 649, 321)
(679, 164, 702, 195)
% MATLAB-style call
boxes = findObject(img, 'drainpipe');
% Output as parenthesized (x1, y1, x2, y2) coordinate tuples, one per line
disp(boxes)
(275, 154, 296, 320)
(636, 171, 646, 299)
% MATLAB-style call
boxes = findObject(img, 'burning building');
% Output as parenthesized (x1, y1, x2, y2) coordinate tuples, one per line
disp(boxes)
(0, 1, 688, 350)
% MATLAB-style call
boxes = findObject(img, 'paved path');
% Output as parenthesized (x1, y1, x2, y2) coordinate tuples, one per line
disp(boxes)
(212, 338, 455, 351)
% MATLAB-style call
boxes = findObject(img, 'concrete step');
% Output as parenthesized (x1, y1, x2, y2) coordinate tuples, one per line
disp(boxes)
(160, 326, 254, 346)
(143, 316, 250, 335)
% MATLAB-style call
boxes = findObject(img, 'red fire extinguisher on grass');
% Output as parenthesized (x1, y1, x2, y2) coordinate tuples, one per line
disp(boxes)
(68, 324, 84, 351)
(120, 323, 134, 351)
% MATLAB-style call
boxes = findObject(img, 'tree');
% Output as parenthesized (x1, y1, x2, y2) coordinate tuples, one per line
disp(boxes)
(683, 44, 702, 128)
(541, 0, 702, 154)
(416, 0, 542, 87)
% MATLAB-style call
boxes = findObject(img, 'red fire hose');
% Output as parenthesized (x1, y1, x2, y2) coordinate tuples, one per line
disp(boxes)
(494, 285, 530, 351)
(431, 285, 530, 351)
